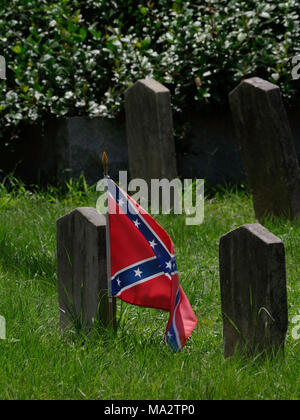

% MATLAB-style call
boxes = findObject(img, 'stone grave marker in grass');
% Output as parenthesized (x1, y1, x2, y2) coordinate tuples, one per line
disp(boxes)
(229, 77, 300, 222)
(125, 78, 177, 186)
(56, 207, 116, 332)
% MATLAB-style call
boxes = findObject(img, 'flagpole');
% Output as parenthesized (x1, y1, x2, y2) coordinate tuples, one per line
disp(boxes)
(102, 152, 114, 328)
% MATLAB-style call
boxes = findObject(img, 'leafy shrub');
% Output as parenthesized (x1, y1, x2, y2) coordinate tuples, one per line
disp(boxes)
(0, 0, 299, 144)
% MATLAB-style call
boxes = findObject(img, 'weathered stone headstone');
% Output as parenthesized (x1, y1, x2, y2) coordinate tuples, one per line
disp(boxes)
(125, 78, 177, 185)
(57, 207, 116, 331)
(219, 223, 288, 358)
(229, 77, 300, 221)
(22, 116, 128, 185)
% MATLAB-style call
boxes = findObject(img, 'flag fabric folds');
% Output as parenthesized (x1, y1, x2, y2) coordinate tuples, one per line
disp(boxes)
(106, 177, 197, 352)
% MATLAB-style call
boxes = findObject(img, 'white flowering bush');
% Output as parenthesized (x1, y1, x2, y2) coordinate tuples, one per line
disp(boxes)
(0, 0, 299, 145)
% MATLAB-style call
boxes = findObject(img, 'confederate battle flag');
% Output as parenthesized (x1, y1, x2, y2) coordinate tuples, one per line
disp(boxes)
(106, 177, 197, 352)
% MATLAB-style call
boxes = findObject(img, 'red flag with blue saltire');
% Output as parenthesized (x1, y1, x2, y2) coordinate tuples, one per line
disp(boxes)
(106, 177, 197, 352)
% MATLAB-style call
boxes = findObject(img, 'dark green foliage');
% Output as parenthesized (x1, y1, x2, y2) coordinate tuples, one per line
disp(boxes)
(0, 0, 299, 144)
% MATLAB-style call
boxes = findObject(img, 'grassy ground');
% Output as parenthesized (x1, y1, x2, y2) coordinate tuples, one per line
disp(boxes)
(0, 177, 299, 400)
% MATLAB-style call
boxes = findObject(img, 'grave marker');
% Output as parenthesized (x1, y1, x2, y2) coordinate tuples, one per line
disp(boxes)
(229, 77, 300, 221)
(56, 207, 116, 331)
(125, 78, 177, 186)
(219, 223, 288, 358)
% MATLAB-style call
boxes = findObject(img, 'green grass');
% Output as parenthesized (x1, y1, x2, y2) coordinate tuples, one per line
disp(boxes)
(0, 177, 299, 400)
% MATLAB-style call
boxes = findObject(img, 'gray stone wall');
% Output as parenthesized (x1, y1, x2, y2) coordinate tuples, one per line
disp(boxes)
(41, 116, 128, 184)
(14, 104, 300, 186)
(177, 108, 245, 186)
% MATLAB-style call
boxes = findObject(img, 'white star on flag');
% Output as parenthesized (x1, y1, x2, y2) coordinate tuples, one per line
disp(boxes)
(166, 260, 172, 270)
(116, 277, 121, 286)
(118, 198, 125, 206)
(133, 219, 140, 228)
(149, 239, 157, 248)
(134, 267, 143, 278)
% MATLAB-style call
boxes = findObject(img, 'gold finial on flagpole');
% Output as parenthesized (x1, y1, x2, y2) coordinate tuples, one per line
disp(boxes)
(102, 151, 108, 176)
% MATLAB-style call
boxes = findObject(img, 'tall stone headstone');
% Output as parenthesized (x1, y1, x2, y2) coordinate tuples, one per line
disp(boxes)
(56, 207, 116, 331)
(219, 223, 288, 358)
(229, 77, 300, 221)
(125, 78, 177, 186)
